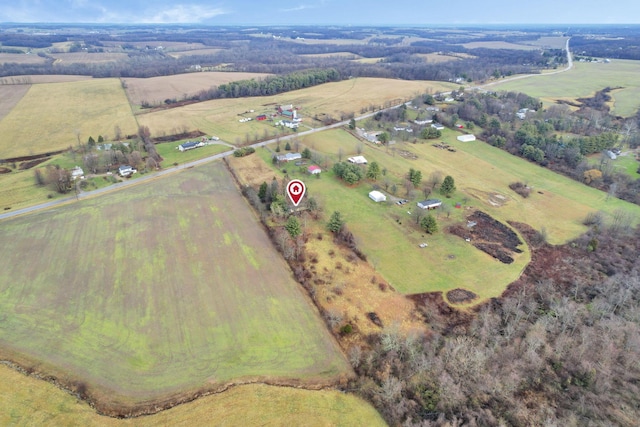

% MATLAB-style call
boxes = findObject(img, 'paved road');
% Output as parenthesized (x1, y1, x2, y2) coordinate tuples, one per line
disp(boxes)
(0, 40, 573, 222)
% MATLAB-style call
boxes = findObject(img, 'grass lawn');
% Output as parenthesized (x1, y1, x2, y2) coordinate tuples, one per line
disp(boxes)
(0, 161, 350, 410)
(488, 59, 640, 117)
(155, 140, 232, 167)
(0, 79, 139, 159)
(0, 364, 385, 426)
(586, 151, 640, 179)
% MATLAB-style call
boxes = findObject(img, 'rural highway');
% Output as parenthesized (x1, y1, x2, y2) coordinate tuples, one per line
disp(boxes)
(0, 39, 573, 221)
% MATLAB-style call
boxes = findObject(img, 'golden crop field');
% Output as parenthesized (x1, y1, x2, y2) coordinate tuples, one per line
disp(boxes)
(0, 78, 138, 159)
(136, 77, 458, 143)
(49, 52, 129, 64)
(122, 71, 272, 106)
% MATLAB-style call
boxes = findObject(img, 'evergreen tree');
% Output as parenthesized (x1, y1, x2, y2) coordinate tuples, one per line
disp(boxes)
(87, 136, 96, 147)
(285, 216, 302, 238)
(285, 141, 291, 151)
(420, 214, 438, 234)
(258, 182, 268, 202)
(409, 168, 422, 187)
(440, 175, 456, 197)
(302, 147, 312, 159)
(349, 118, 356, 130)
(366, 161, 381, 181)
(328, 211, 344, 233)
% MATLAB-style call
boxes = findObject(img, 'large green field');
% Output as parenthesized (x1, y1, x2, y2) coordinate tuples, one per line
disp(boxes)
(0, 161, 349, 411)
(488, 59, 640, 117)
(0, 79, 139, 158)
(265, 127, 640, 297)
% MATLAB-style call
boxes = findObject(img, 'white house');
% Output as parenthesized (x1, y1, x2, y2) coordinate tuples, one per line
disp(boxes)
(348, 155, 368, 164)
(369, 190, 386, 203)
(71, 166, 84, 180)
(178, 141, 205, 152)
(118, 165, 137, 177)
(417, 199, 442, 210)
(457, 134, 476, 142)
(276, 152, 302, 162)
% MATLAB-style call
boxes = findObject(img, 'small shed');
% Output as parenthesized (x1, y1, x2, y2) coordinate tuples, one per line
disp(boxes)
(457, 134, 476, 142)
(348, 155, 368, 164)
(308, 165, 321, 175)
(417, 199, 442, 210)
(369, 190, 386, 203)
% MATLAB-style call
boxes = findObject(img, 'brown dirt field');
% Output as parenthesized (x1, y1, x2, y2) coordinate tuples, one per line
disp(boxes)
(122, 71, 272, 106)
(0, 53, 46, 65)
(448, 210, 524, 264)
(227, 151, 280, 187)
(49, 52, 128, 64)
(446, 288, 478, 304)
(168, 48, 224, 58)
(0, 85, 30, 121)
(414, 53, 475, 63)
(0, 75, 93, 84)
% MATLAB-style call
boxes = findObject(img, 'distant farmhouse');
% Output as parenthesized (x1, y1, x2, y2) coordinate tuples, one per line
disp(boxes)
(178, 141, 205, 152)
(308, 165, 322, 175)
(276, 152, 302, 162)
(417, 199, 442, 210)
(277, 104, 297, 120)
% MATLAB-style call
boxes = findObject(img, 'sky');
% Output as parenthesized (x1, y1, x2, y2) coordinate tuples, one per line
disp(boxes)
(0, 0, 639, 25)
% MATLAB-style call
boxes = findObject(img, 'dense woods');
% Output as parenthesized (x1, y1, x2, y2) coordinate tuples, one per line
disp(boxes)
(350, 222, 640, 426)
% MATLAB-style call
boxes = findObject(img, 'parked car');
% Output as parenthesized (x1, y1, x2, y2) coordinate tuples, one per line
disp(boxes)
(396, 199, 409, 205)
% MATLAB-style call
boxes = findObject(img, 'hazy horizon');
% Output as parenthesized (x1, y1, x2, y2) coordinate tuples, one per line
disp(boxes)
(1, 1, 639, 26)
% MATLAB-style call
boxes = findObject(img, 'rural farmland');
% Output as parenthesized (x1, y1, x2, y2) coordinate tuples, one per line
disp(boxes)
(0, 162, 350, 413)
(257, 127, 640, 297)
(0, 78, 139, 158)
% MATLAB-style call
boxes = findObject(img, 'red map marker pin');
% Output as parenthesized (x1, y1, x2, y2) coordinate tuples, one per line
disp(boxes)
(286, 179, 306, 206)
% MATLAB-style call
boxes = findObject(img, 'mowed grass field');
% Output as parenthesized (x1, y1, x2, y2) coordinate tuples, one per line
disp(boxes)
(0, 78, 139, 159)
(122, 72, 272, 106)
(136, 77, 457, 143)
(488, 59, 640, 117)
(0, 365, 385, 426)
(0, 161, 350, 409)
(272, 127, 640, 297)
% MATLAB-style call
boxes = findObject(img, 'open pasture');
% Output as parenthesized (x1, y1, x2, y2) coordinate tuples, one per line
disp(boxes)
(0, 364, 384, 426)
(0, 162, 349, 411)
(0, 78, 138, 159)
(489, 59, 640, 117)
(123, 71, 272, 106)
(136, 78, 457, 143)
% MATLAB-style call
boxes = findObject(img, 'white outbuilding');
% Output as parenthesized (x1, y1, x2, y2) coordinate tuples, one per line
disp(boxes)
(457, 134, 476, 142)
(368, 190, 387, 203)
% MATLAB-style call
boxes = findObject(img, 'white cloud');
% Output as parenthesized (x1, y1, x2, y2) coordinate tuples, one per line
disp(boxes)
(144, 4, 229, 24)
